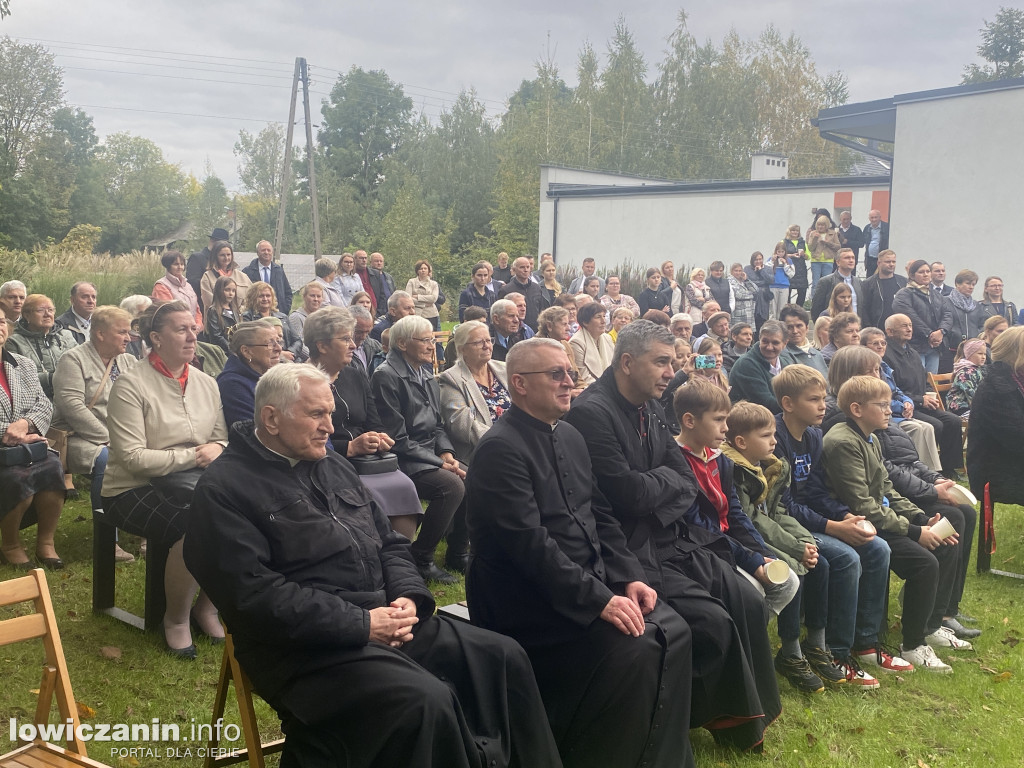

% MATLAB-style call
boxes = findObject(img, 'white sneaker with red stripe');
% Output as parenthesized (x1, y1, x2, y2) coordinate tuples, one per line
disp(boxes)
(853, 646, 915, 673)
(837, 655, 880, 689)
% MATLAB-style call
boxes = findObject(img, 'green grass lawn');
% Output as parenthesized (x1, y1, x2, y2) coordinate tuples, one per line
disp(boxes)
(1, 495, 1023, 768)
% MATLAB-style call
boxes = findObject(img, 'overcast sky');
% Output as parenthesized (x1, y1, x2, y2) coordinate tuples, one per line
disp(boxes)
(2, 0, 1009, 188)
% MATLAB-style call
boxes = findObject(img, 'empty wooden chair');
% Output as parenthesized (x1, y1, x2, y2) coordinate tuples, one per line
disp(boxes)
(0, 569, 112, 768)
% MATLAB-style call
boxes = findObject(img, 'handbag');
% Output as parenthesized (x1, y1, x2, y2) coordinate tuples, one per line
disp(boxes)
(0, 441, 49, 467)
(150, 467, 205, 505)
(348, 452, 399, 475)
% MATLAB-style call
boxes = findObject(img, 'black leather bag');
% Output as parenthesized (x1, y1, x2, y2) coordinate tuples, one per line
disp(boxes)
(348, 452, 399, 476)
(150, 467, 205, 506)
(0, 441, 49, 467)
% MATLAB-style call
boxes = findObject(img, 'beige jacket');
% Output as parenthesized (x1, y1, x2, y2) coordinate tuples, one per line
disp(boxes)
(51, 343, 138, 474)
(200, 268, 252, 312)
(569, 328, 615, 387)
(102, 359, 228, 497)
(438, 358, 508, 463)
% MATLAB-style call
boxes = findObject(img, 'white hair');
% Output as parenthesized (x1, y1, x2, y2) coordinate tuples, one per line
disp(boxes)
(255, 363, 330, 420)
(0, 280, 26, 297)
(389, 314, 432, 349)
(491, 299, 516, 320)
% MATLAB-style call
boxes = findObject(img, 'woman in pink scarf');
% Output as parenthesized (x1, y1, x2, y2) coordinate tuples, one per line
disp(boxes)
(684, 267, 712, 323)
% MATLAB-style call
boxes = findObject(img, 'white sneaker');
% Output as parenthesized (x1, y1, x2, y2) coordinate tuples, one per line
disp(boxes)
(900, 644, 952, 673)
(925, 626, 973, 650)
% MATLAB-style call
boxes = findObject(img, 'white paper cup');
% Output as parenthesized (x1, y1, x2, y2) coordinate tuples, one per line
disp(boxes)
(925, 391, 938, 399)
(856, 519, 876, 535)
(765, 559, 790, 585)
(947, 484, 978, 506)
(931, 516, 956, 540)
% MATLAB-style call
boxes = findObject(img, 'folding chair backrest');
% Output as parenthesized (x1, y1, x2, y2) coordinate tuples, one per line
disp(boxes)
(0, 569, 88, 755)
(927, 371, 953, 411)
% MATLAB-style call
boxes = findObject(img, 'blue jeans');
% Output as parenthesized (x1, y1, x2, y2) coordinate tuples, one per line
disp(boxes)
(777, 553, 830, 641)
(810, 262, 832, 296)
(920, 347, 941, 375)
(90, 446, 109, 512)
(813, 533, 890, 658)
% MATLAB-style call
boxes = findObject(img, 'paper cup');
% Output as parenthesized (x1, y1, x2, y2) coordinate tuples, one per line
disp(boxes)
(856, 519, 877, 535)
(931, 516, 956, 540)
(947, 484, 978, 506)
(765, 559, 790, 585)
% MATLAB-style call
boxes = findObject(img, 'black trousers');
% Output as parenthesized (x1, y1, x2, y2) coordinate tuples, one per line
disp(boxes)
(411, 467, 468, 563)
(916, 498, 976, 616)
(658, 546, 780, 752)
(276, 616, 560, 768)
(526, 602, 695, 768)
(916, 406, 964, 473)
(880, 502, 963, 649)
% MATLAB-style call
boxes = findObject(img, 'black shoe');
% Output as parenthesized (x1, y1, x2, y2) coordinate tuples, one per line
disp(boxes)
(416, 562, 458, 585)
(444, 552, 469, 573)
(36, 555, 64, 570)
(164, 633, 197, 660)
(774, 650, 824, 693)
(800, 642, 848, 685)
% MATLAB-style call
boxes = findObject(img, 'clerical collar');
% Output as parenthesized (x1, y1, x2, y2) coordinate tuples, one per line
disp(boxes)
(255, 431, 300, 466)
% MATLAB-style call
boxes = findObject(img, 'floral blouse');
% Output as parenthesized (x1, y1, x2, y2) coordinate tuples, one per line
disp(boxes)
(476, 375, 512, 424)
(946, 364, 985, 416)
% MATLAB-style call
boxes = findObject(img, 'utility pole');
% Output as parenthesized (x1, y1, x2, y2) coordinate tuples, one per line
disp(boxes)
(300, 58, 322, 258)
(273, 58, 300, 259)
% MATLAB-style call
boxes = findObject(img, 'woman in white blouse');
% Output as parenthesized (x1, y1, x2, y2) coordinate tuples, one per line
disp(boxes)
(406, 259, 441, 331)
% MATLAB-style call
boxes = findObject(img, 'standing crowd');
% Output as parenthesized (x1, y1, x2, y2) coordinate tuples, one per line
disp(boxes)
(0, 211, 1008, 767)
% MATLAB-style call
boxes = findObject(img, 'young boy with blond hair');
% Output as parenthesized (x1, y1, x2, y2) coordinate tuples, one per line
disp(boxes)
(823, 375, 971, 673)
(673, 378, 799, 618)
(771, 365, 900, 686)
(724, 401, 846, 693)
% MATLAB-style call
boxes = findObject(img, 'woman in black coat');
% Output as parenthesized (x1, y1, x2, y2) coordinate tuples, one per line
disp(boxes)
(891, 259, 952, 375)
(744, 252, 774, 328)
(371, 314, 468, 584)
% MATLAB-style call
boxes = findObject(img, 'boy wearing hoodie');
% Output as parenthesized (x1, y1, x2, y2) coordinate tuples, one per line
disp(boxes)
(724, 401, 846, 693)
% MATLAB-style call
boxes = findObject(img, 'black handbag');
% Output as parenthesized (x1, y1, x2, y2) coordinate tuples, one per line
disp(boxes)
(0, 441, 49, 467)
(150, 467, 205, 505)
(348, 452, 399, 476)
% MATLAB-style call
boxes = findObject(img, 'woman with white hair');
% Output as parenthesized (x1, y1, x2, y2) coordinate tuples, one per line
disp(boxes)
(371, 314, 467, 584)
(438, 320, 509, 464)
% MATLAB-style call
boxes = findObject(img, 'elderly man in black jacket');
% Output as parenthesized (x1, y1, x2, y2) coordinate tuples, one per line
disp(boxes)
(242, 240, 293, 314)
(184, 364, 560, 768)
(565, 320, 781, 753)
(467, 337, 694, 768)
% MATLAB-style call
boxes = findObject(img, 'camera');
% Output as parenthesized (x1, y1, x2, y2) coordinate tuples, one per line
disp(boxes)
(695, 355, 717, 369)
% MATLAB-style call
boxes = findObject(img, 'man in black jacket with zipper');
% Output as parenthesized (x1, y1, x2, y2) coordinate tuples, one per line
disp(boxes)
(860, 250, 906, 330)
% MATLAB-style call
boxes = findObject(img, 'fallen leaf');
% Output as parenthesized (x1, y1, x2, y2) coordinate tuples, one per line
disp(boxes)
(66, 610, 77, 618)
(1002, 636, 1020, 648)
(74, 515, 87, 522)
(76, 701, 96, 719)
(994, 671, 1013, 683)
(29, 689, 39, 695)
(1004, 617, 1010, 625)
(100, 646, 121, 659)
(983, 705, 993, 711)
(124, 757, 140, 767)
(124, 706, 133, 717)
(917, 760, 930, 768)
(805, 733, 818, 747)
(980, 666, 999, 674)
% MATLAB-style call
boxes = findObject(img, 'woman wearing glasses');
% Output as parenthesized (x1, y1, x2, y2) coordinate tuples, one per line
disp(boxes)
(103, 301, 228, 658)
(304, 307, 422, 541)
(217, 321, 281, 428)
(371, 314, 468, 585)
(7, 294, 78, 400)
(569, 301, 615, 388)
(439, 320, 509, 465)
(241, 281, 303, 362)
(535, 306, 585, 398)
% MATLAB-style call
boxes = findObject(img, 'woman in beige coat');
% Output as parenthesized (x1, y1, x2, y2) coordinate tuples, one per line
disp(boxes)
(569, 302, 615, 387)
(439, 321, 508, 464)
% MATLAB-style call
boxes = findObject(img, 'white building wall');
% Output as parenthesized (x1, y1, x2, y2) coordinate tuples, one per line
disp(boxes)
(890, 86, 1024, 299)
(542, 183, 885, 276)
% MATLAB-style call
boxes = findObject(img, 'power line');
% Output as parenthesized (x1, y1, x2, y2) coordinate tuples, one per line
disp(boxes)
(75, 103, 285, 125)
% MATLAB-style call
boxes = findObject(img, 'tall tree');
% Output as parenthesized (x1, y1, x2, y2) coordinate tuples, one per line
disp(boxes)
(0, 37, 64, 176)
(962, 6, 1024, 83)
(234, 122, 285, 198)
(593, 16, 653, 173)
(319, 67, 413, 199)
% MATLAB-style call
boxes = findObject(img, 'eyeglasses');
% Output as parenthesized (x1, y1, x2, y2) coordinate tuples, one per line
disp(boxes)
(412, 336, 436, 344)
(868, 402, 892, 412)
(464, 339, 493, 348)
(517, 368, 579, 384)
(250, 340, 283, 349)
(331, 336, 354, 344)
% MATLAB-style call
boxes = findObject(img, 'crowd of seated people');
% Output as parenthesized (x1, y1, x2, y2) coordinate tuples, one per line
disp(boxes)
(0, 223, 1009, 766)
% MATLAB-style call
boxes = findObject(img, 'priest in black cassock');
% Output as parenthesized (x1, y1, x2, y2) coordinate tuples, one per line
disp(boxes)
(565, 321, 781, 753)
(184, 364, 561, 768)
(465, 337, 696, 768)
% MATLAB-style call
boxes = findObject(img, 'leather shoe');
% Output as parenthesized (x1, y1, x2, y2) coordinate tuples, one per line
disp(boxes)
(165, 639, 198, 660)
(416, 562, 458, 585)
(35, 555, 64, 570)
(444, 552, 469, 573)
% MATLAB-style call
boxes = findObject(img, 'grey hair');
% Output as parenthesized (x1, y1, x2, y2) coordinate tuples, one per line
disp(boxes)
(452, 320, 489, 349)
(387, 290, 412, 310)
(349, 305, 373, 323)
(506, 337, 565, 376)
(389, 314, 432, 349)
(71, 281, 97, 297)
(255, 363, 331, 420)
(119, 294, 153, 318)
(304, 306, 354, 360)
(612, 320, 676, 368)
(491, 299, 516, 320)
(759, 319, 786, 339)
(1, 280, 27, 297)
(314, 257, 337, 279)
(229, 320, 277, 356)
(670, 313, 692, 326)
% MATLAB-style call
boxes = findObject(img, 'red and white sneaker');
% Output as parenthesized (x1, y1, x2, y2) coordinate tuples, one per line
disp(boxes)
(836, 655, 880, 688)
(853, 647, 915, 673)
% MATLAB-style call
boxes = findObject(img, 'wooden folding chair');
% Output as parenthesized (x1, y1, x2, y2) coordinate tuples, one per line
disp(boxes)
(204, 633, 284, 768)
(0, 569, 112, 768)
(432, 330, 452, 374)
(926, 371, 953, 411)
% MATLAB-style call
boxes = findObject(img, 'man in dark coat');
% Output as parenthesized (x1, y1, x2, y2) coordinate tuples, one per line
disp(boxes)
(184, 365, 560, 768)
(836, 211, 864, 264)
(368, 252, 396, 317)
(861, 210, 890, 278)
(565, 320, 782, 753)
(467, 337, 694, 768)
(497, 257, 544, 330)
(186, 227, 229, 311)
(860, 250, 906, 330)
(55, 281, 96, 344)
(242, 240, 293, 313)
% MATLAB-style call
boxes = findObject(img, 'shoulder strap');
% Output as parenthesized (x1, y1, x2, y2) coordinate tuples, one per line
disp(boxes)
(87, 356, 116, 410)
